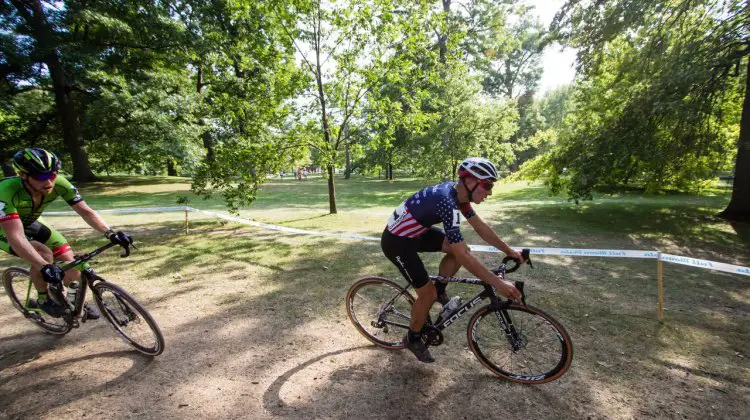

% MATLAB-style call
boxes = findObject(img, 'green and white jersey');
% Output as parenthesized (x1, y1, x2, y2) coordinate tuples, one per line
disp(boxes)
(0, 176, 83, 226)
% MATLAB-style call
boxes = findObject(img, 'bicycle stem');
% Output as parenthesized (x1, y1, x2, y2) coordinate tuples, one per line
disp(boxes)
(58, 242, 119, 272)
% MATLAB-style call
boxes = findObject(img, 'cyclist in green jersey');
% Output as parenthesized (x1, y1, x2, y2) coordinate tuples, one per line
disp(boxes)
(0, 148, 134, 318)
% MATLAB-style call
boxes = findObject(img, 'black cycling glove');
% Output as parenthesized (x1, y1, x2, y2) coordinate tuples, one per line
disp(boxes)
(40, 264, 64, 284)
(107, 230, 134, 247)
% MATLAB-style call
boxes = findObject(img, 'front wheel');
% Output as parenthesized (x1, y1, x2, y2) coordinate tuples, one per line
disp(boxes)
(467, 304, 573, 384)
(346, 277, 415, 349)
(2, 267, 72, 335)
(92, 281, 165, 356)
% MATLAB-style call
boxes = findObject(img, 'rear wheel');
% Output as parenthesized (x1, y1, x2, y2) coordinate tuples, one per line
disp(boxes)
(2, 267, 72, 335)
(346, 277, 414, 349)
(93, 281, 165, 356)
(467, 304, 573, 384)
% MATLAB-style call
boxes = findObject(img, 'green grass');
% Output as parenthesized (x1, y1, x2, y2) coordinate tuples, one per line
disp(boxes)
(42, 174, 746, 263)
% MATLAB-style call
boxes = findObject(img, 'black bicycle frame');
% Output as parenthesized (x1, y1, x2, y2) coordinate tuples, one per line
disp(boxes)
(379, 265, 515, 332)
(50, 242, 121, 319)
(430, 279, 502, 329)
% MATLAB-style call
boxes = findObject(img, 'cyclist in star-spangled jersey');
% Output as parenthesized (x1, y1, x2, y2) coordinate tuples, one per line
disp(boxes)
(381, 157, 524, 363)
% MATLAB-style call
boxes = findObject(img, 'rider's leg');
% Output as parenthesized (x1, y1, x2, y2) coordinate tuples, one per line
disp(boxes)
(35, 219, 79, 286)
(410, 281, 437, 333)
(54, 247, 100, 320)
(29, 241, 53, 291)
(435, 238, 461, 303)
(54, 248, 81, 286)
(381, 229, 436, 362)
(22, 242, 68, 317)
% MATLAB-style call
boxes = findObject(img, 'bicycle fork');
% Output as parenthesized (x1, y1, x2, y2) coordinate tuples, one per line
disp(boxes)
(493, 309, 524, 352)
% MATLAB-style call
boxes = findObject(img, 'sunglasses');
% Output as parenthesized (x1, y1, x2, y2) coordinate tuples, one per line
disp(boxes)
(478, 181, 494, 191)
(30, 172, 58, 181)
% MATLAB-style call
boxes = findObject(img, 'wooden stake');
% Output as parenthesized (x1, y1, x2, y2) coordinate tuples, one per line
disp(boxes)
(184, 208, 189, 235)
(657, 252, 664, 322)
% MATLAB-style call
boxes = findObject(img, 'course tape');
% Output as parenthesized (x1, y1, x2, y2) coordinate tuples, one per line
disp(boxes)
(187, 208, 381, 242)
(660, 254, 750, 277)
(44, 206, 188, 216)
(42, 206, 749, 277)
(468, 245, 657, 259)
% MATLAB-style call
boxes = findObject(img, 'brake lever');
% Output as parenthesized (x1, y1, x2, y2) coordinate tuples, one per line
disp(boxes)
(515, 280, 526, 306)
(120, 245, 131, 258)
(521, 248, 533, 269)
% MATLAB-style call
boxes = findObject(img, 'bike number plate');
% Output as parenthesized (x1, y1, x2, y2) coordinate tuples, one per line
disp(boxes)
(387, 201, 408, 229)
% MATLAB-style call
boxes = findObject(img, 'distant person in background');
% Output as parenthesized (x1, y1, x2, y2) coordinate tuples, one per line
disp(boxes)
(0, 148, 134, 318)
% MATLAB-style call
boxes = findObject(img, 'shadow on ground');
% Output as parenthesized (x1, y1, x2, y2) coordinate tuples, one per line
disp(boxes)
(1, 220, 748, 419)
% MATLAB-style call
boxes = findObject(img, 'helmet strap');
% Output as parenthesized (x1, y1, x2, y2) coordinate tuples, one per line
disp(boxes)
(461, 177, 478, 203)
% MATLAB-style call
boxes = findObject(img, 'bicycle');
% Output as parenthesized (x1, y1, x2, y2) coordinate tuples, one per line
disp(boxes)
(2, 240, 165, 356)
(345, 249, 573, 384)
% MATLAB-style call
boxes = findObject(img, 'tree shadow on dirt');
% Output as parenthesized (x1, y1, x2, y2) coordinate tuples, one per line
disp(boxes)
(1, 223, 748, 419)
(0, 349, 158, 417)
(725, 219, 750, 246)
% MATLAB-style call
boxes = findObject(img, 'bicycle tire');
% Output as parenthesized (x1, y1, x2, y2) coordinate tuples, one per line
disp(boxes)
(2, 267, 72, 335)
(467, 304, 573, 384)
(346, 277, 415, 349)
(92, 281, 165, 356)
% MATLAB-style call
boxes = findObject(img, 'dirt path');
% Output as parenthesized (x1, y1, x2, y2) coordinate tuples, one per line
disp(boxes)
(1, 225, 748, 419)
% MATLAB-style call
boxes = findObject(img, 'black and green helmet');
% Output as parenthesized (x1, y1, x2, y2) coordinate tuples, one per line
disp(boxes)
(12, 148, 61, 175)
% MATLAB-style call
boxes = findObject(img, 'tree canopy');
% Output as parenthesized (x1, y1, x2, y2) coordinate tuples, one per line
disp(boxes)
(1, 0, 746, 220)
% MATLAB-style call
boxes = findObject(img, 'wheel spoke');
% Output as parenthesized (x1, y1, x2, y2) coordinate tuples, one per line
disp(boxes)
(469, 305, 572, 384)
(346, 277, 413, 349)
(94, 282, 164, 356)
(3, 267, 71, 335)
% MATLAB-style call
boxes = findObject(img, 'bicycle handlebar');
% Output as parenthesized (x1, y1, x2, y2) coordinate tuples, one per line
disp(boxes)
(499, 248, 532, 305)
(58, 240, 135, 272)
(501, 248, 532, 273)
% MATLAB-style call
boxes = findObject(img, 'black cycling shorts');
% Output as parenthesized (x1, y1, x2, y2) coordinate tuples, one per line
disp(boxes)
(0, 218, 71, 257)
(381, 227, 445, 289)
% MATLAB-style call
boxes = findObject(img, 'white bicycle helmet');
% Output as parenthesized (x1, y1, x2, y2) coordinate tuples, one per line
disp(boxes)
(457, 157, 498, 182)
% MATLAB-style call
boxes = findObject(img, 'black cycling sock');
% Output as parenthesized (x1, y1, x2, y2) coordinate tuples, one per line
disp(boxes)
(437, 293, 449, 305)
(435, 283, 448, 301)
(407, 330, 421, 342)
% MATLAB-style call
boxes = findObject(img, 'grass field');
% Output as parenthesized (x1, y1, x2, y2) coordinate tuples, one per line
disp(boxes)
(1, 175, 748, 419)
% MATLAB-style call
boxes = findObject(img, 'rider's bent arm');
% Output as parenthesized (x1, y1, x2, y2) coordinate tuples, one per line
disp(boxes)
(447, 240, 500, 284)
(0, 219, 50, 269)
(447, 240, 520, 300)
(71, 201, 111, 234)
(466, 214, 523, 262)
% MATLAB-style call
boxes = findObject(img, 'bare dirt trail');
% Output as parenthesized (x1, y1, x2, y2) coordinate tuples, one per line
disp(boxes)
(1, 225, 748, 419)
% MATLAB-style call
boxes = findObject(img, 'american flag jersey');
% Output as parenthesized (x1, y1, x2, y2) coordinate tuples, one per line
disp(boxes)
(386, 181, 475, 244)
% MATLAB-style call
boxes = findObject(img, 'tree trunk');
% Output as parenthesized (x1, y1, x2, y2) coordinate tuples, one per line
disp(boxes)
(167, 160, 177, 176)
(345, 142, 351, 179)
(719, 58, 750, 222)
(439, 0, 452, 151)
(195, 64, 216, 162)
(438, 0, 451, 65)
(202, 131, 215, 162)
(327, 164, 337, 214)
(313, 8, 337, 214)
(14, 0, 97, 182)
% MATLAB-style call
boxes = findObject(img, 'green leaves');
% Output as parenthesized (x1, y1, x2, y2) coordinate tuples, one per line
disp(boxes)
(542, 0, 747, 201)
